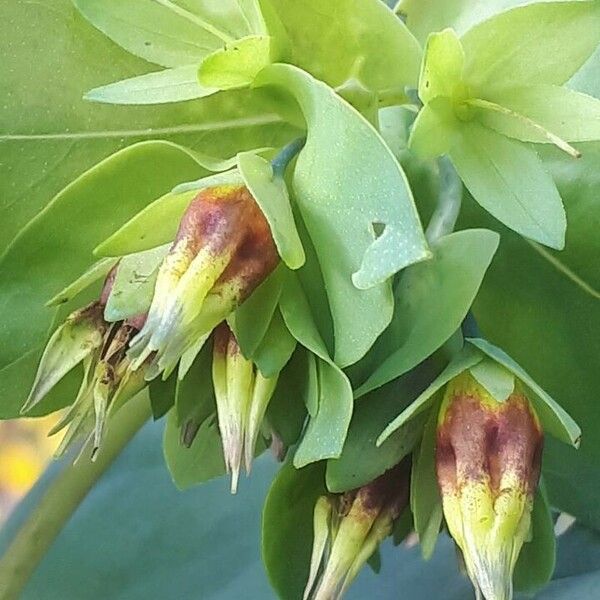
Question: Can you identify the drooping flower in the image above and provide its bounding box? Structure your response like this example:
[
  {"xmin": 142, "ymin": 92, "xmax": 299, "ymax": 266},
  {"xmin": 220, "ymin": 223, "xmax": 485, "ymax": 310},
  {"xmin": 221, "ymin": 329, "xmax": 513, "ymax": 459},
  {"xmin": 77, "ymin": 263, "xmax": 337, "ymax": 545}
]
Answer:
[
  {"xmin": 24, "ymin": 267, "xmax": 149, "ymax": 459},
  {"xmin": 212, "ymin": 322, "xmax": 279, "ymax": 493},
  {"xmin": 304, "ymin": 460, "xmax": 411, "ymax": 600},
  {"xmin": 128, "ymin": 184, "xmax": 279, "ymax": 380},
  {"xmin": 436, "ymin": 371, "xmax": 543, "ymax": 600}
]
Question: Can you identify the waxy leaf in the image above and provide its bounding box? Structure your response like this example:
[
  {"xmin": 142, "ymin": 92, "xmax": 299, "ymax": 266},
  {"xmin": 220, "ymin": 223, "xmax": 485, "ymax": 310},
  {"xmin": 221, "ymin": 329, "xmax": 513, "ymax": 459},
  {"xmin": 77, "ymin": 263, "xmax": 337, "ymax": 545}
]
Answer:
[
  {"xmin": 481, "ymin": 85, "xmax": 600, "ymax": 143},
  {"xmin": 262, "ymin": 461, "xmax": 327, "ymax": 600},
  {"xmin": 73, "ymin": 0, "xmax": 247, "ymax": 68},
  {"xmin": 257, "ymin": 64, "xmax": 429, "ymax": 366},
  {"xmin": 271, "ymin": 0, "xmax": 422, "ymax": 91},
  {"xmin": 377, "ymin": 344, "xmax": 483, "ymax": 445},
  {"xmin": 411, "ymin": 405, "xmax": 443, "ymax": 559},
  {"xmin": 326, "ymin": 366, "xmax": 433, "ymax": 493},
  {"xmin": 252, "ymin": 309, "xmax": 297, "ymax": 379},
  {"xmin": 418, "ymin": 29, "xmax": 464, "ymax": 104},
  {"xmin": 279, "ymin": 272, "xmax": 353, "ymax": 466},
  {"xmin": 238, "ymin": 152, "xmax": 305, "ymax": 269},
  {"xmin": 469, "ymin": 357, "xmax": 515, "ymax": 403},
  {"xmin": 461, "ymin": 1, "xmax": 600, "ymax": 93},
  {"xmin": 449, "ymin": 122, "xmax": 566, "ymax": 249},
  {"xmin": 468, "ymin": 337, "xmax": 582, "ymax": 447},
  {"xmin": 85, "ymin": 65, "xmax": 216, "ymax": 105},
  {"xmin": 46, "ymin": 257, "xmax": 119, "ymax": 307},
  {"xmin": 408, "ymin": 98, "xmax": 459, "ymax": 160},
  {"xmin": 357, "ymin": 229, "xmax": 499, "ymax": 397},
  {"xmin": 199, "ymin": 35, "xmax": 274, "ymax": 90},
  {"xmin": 104, "ymin": 245, "xmax": 169, "ymax": 322}
]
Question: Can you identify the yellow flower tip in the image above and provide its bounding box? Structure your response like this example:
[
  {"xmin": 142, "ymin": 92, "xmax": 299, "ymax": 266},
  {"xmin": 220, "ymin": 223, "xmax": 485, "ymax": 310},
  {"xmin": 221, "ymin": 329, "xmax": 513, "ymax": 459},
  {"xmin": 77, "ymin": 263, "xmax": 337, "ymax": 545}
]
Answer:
[
  {"xmin": 128, "ymin": 185, "xmax": 279, "ymax": 378},
  {"xmin": 306, "ymin": 460, "xmax": 411, "ymax": 600},
  {"xmin": 436, "ymin": 373, "xmax": 543, "ymax": 599}
]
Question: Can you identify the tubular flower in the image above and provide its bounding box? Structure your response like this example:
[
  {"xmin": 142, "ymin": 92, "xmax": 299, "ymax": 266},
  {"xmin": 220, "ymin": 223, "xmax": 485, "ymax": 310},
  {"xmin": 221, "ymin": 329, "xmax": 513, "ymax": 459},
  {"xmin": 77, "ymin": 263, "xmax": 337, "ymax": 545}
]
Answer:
[
  {"xmin": 128, "ymin": 185, "xmax": 279, "ymax": 380},
  {"xmin": 212, "ymin": 323, "xmax": 279, "ymax": 494},
  {"xmin": 436, "ymin": 372, "xmax": 543, "ymax": 600},
  {"xmin": 304, "ymin": 460, "xmax": 411, "ymax": 600},
  {"xmin": 24, "ymin": 267, "xmax": 149, "ymax": 460}
]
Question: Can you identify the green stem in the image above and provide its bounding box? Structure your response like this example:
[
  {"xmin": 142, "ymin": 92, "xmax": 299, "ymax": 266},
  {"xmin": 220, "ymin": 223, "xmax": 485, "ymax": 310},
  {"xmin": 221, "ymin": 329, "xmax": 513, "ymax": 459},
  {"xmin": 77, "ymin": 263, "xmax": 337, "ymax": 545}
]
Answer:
[
  {"xmin": 425, "ymin": 156, "xmax": 463, "ymax": 244},
  {"xmin": 0, "ymin": 393, "xmax": 152, "ymax": 600}
]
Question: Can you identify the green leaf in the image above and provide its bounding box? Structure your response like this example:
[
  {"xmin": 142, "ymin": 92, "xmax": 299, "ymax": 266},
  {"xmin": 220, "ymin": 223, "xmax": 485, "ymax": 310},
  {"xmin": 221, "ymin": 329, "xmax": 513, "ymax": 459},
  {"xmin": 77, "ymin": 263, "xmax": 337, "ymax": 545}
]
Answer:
[
  {"xmin": 480, "ymin": 84, "xmax": 600, "ymax": 143},
  {"xmin": 514, "ymin": 482, "xmax": 556, "ymax": 593},
  {"xmin": 238, "ymin": 152, "xmax": 306, "ymax": 269},
  {"xmin": 258, "ymin": 64, "xmax": 430, "ymax": 366},
  {"xmin": 449, "ymin": 121, "xmax": 566, "ymax": 249},
  {"xmin": 357, "ymin": 229, "xmax": 499, "ymax": 397},
  {"xmin": 467, "ymin": 338, "xmax": 581, "ymax": 448},
  {"xmin": 73, "ymin": 0, "xmax": 248, "ymax": 67},
  {"xmin": 411, "ymin": 405, "xmax": 443, "ymax": 560},
  {"xmin": 104, "ymin": 245, "xmax": 169, "ymax": 322},
  {"xmin": 262, "ymin": 461, "xmax": 326, "ymax": 600},
  {"xmin": 252, "ymin": 309, "xmax": 297, "ymax": 379},
  {"xmin": 377, "ymin": 344, "xmax": 483, "ymax": 445},
  {"xmin": 293, "ymin": 358, "xmax": 354, "ymax": 468},
  {"xmin": 85, "ymin": 65, "xmax": 217, "ymax": 105},
  {"xmin": 469, "ymin": 357, "xmax": 515, "ymax": 402},
  {"xmin": 326, "ymin": 366, "xmax": 431, "ymax": 493},
  {"xmin": 148, "ymin": 374, "xmax": 176, "ymax": 420},
  {"xmin": 461, "ymin": 1, "xmax": 600, "ymax": 93},
  {"xmin": 408, "ymin": 98, "xmax": 460, "ymax": 160},
  {"xmin": 199, "ymin": 35, "xmax": 274, "ymax": 90},
  {"xmin": 163, "ymin": 411, "xmax": 226, "ymax": 489},
  {"xmin": 419, "ymin": 29, "xmax": 465, "ymax": 104},
  {"xmin": 46, "ymin": 257, "xmax": 118, "ymax": 307},
  {"xmin": 270, "ymin": 0, "xmax": 422, "ymax": 91},
  {"xmin": 230, "ymin": 267, "xmax": 283, "ymax": 359}
]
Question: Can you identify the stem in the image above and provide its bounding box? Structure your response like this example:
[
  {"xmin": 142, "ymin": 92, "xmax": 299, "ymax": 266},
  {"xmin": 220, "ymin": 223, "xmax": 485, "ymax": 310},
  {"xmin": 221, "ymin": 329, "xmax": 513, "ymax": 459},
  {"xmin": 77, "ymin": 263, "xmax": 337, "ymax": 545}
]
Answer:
[
  {"xmin": 425, "ymin": 156, "xmax": 463, "ymax": 244},
  {"xmin": 271, "ymin": 137, "xmax": 306, "ymax": 178},
  {"xmin": 0, "ymin": 393, "xmax": 152, "ymax": 600}
]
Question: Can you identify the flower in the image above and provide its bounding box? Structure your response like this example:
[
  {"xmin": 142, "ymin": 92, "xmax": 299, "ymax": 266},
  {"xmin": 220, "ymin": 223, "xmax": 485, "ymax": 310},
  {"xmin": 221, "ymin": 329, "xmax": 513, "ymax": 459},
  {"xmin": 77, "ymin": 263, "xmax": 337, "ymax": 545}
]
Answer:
[
  {"xmin": 128, "ymin": 184, "xmax": 279, "ymax": 380},
  {"xmin": 436, "ymin": 371, "xmax": 543, "ymax": 600},
  {"xmin": 212, "ymin": 323, "xmax": 279, "ymax": 493},
  {"xmin": 304, "ymin": 460, "xmax": 411, "ymax": 600},
  {"xmin": 24, "ymin": 266, "xmax": 149, "ymax": 460}
]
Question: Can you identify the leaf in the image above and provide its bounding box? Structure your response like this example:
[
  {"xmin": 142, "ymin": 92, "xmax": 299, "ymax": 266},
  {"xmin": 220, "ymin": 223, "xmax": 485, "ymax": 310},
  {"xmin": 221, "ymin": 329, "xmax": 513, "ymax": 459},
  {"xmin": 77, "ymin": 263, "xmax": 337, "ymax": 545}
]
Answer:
[
  {"xmin": 73, "ymin": 0, "xmax": 248, "ymax": 68},
  {"xmin": 513, "ymin": 482, "xmax": 556, "ymax": 593},
  {"xmin": 270, "ymin": 0, "xmax": 422, "ymax": 91},
  {"xmin": 0, "ymin": 0, "xmax": 297, "ymax": 255},
  {"xmin": 257, "ymin": 64, "xmax": 430, "ymax": 367},
  {"xmin": 449, "ymin": 121, "xmax": 566, "ymax": 249},
  {"xmin": 356, "ymin": 229, "xmax": 499, "ymax": 397},
  {"xmin": 469, "ymin": 357, "xmax": 515, "ymax": 402},
  {"xmin": 104, "ymin": 245, "xmax": 169, "ymax": 322},
  {"xmin": 230, "ymin": 267, "xmax": 283, "ymax": 359},
  {"xmin": 468, "ymin": 338, "xmax": 581, "ymax": 448},
  {"xmin": 237, "ymin": 152, "xmax": 306, "ymax": 269},
  {"xmin": 480, "ymin": 84, "xmax": 600, "ymax": 143},
  {"xmin": 85, "ymin": 65, "xmax": 217, "ymax": 105},
  {"xmin": 46, "ymin": 257, "xmax": 118, "ymax": 307},
  {"xmin": 163, "ymin": 411, "xmax": 226, "ymax": 489},
  {"xmin": 377, "ymin": 344, "xmax": 483, "ymax": 445},
  {"xmin": 199, "ymin": 35, "xmax": 274, "ymax": 90},
  {"xmin": 411, "ymin": 405, "xmax": 443, "ymax": 560},
  {"xmin": 408, "ymin": 98, "xmax": 460, "ymax": 160},
  {"xmin": 252, "ymin": 309, "xmax": 297, "ymax": 379},
  {"xmin": 293, "ymin": 358, "xmax": 354, "ymax": 468},
  {"xmin": 262, "ymin": 461, "xmax": 326, "ymax": 600},
  {"xmin": 460, "ymin": 1, "xmax": 600, "ymax": 93},
  {"xmin": 326, "ymin": 365, "xmax": 433, "ymax": 493},
  {"xmin": 418, "ymin": 29, "xmax": 465, "ymax": 104}
]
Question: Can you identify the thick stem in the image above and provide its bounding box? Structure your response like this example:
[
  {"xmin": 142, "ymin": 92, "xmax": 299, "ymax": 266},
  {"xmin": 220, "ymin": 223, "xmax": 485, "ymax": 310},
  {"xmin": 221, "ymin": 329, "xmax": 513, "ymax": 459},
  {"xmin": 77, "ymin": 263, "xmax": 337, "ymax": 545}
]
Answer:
[
  {"xmin": 425, "ymin": 156, "xmax": 463, "ymax": 244},
  {"xmin": 0, "ymin": 393, "xmax": 151, "ymax": 600}
]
